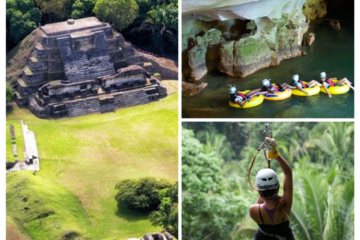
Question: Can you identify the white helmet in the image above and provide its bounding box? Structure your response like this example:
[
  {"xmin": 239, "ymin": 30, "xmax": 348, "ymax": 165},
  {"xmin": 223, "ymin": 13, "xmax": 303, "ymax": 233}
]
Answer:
[
  {"xmin": 262, "ymin": 79, "xmax": 271, "ymax": 87},
  {"xmin": 229, "ymin": 85, "xmax": 237, "ymax": 94},
  {"xmin": 293, "ymin": 74, "xmax": 299, "ymax": 82},
  {"xmin": 320, "ymin": 72, "xmax": 326, "ymax": 79},
  {"xmin": 255, "ymin": 169, "xmax": 279, "ymax": 191}
]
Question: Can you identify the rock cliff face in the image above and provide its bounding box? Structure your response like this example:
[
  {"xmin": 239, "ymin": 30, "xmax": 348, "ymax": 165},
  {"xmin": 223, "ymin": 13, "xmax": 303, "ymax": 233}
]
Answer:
[
  {"xmin": 183, "ymin": 0, "xmax": 309, "ymax": 81},
  {"xmin": 302, "ymin": 0, "xmax": 327, "ymax": 20}
]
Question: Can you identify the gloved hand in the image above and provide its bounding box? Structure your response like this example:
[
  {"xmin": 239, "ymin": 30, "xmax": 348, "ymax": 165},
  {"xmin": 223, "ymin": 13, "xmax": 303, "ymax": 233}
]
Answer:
[{"xmin": 264, "ymin": 137, "xmax": 279, "ymax": 159}]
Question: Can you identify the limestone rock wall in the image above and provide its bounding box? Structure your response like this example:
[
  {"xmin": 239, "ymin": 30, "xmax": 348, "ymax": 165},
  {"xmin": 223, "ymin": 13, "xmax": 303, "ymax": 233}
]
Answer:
[
  {"xmin": 302, "ymin": 0, "xmax": 327, "ymax": 20},
  {"xmin": 188, "ymin": 29, "xmax": 225, "ymax": 81},
  {"xmin": 183, "ymin": 0, "xmax": 309, "ymax": 80}
]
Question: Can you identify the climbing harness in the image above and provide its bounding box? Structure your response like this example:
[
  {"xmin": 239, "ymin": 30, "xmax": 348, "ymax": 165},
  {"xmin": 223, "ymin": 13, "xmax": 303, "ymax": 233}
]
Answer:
[{"xmin": 248, "ymin": 123, "xmax": 274, "ymax": 191}]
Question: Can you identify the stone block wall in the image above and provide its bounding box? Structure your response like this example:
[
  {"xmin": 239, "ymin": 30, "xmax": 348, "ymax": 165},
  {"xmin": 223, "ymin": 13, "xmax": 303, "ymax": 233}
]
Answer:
[
  {"xmin": 28, "ymin": 85, "xmax": 160, "ymax": 118},
  {"xmin": 66, "ymin": 98, "xmax": 101, "ymax": 117},
  {"xmin": 113, "ymin": 89, "xmax": 150, "ymax": 109}
]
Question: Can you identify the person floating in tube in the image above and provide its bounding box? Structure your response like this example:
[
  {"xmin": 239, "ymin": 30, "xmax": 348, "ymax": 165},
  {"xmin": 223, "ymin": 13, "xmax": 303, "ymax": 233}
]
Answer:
[
  {"xmin": 291, "ymin": 74, "xmax": 322, "ymax": 97},
  {"xmin": 249, "ymin": 137, "xmax": 295, "ymax": 240},
  {"xmin": 261, "ymin": 79, "xmax": 293, "ymax": 94},
  {"xmin": 318, "ymin": 72, "xmax": 355, "ymax": 98},
  {"xmin": 227, "ymin": 84, "xmax": 267, "ymax": 108}
]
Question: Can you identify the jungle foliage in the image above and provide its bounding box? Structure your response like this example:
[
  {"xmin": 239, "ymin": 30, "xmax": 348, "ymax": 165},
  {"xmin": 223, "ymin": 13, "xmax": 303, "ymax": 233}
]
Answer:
[
  {"xmin": 6, "ymin": 0, "xmax": 42, "ymax": 51},
  {"xmin": 182, "ymin": 122, "xmax": 354, "ymax": 240},
  {"xmin": 150, "ymin": 183, "xmax": 178, "ymax": 237},
  {"xmin": 115, "ymin": 177, "xmax": 171, "ymax": 211},
  {"xmin": 115, "ymin": 178, "xmax": 178, "ymax": 238},
  {"xmin": 6, "ymin": 0, "xmax": 178, "ymax": 58},
  {"xmin": 93, "ymin": 0, "xmax": 139, "ymax": 31},
  {"xmin": 6, "ymin": 83, "xmax": 15, "ymax": 103}
]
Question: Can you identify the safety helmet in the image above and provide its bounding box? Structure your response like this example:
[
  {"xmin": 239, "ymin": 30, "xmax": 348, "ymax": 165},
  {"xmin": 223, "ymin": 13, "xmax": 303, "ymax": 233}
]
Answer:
[
  {"xmin": 320, "ymin": 72, "xmax": 326, "ymax": 79},
  {"xmin": 229, "ymin": 85, "xmax": 237, "ymax": 94},
  {"xmin": 255, "ymin": 169, "xmax": 279, "ymax": 191},
  {"xmin": 262, "ymin": 79, "xmax": 271, "ymax": 87},
  {"xmin": 293, "ymin": 74, "xmax": 299, "ymax": 82}
]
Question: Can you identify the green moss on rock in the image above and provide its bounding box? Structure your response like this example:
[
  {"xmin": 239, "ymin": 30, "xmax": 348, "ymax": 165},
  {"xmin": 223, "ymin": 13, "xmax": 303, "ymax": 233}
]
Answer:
[{"xmin": 246, "ymin": 20, "xmax": 257, "ymax": 30}]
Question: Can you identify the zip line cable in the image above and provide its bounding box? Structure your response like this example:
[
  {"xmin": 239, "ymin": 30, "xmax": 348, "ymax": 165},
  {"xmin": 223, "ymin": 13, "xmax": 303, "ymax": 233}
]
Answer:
[{"xmin": 239, "ymin": 122, "xmax": 297, "ymax": 192}]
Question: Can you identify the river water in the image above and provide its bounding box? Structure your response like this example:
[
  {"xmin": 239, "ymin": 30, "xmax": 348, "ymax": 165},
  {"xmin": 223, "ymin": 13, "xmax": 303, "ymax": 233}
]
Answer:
[{"xmin": 182, "ymin": 16, "xmax": 354, "ymax": 118}]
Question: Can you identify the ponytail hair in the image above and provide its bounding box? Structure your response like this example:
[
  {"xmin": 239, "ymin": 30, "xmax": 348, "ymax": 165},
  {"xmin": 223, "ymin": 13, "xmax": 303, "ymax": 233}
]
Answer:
[{"xmin": 259, "ymin": 188, "xmax": 289, "ymax": 220}]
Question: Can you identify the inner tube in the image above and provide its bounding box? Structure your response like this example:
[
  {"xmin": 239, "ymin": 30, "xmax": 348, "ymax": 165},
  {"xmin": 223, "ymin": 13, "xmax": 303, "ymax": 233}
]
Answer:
[
  {"xmin": 263, "ymin": 87, "xmax": 292, "ymax": 101},
  {"xmin": 292, "ymin": 82, "xmax": 320, "ymax": 96},
  {"xmin": 229, "ymin": 90, "xmax": 264, "ymax": 108},
  {"xmin": 320, "ymin": 79, "xmax": 350, "ymax": 94}
]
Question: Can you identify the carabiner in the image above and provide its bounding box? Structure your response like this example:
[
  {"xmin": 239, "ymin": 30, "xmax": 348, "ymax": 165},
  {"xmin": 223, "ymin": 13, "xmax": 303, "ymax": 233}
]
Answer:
[
  {"xmin": 263, "ymin": 129, "xmax": 273, "ymax": 139},
  {"xmin": 263, "ymin": 148, "xmax": 271, "ymax": 168}
]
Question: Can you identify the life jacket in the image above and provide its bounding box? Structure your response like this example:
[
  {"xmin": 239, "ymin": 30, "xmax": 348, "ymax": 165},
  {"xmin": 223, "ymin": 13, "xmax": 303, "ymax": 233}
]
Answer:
[
  {"xmin": 326, "ymin": 79, "xmax": 335, "ymax": 87},
  {"xmin": 298, "ymin": 80, "xmax": 307, "ymax": 88},
  {"xmin": 229, "ymin": 92, "xmax": 246, "ymax": 102},
  {"xmin": 262, "ymin": 85, "xmax": 278, "ymax": 92},
  {"xmin": 292, "ymin": 80, "xmax": 306, "ymax": 89},
  {"xmin": 269, "ymin": 85, "xmax": 278, "ymax": 92}
]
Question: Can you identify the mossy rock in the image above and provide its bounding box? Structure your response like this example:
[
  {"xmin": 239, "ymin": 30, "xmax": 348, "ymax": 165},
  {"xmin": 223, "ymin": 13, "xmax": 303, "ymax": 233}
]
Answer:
[{"xmin": 246, "ymin": 20, "xmax": 257, "ymax": 30}]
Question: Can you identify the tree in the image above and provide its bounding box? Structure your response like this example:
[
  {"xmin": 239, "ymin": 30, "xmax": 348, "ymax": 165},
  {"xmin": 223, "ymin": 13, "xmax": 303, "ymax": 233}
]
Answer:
[
  {"xmin": 6, "ymin": 0, "xmax": 42, "ymax": 48},
  {"xmin": 6, "ymin": 83, "xmax": 15, "ymax": 103},
  {"xmin": 114, "ymin": 177, "xmax": 171, "ymax": 211},
  {"xmin": 290, "ymin": 165, "xmax": 354, "ymax": 240},
  {"xmin": 71, "ymin": 0, "xmax": 96, "ymax": 19},
  {"xmin": 138, "ymin": 1, "xmax": 178, "ymax": 53},
  {"xmin": 94, "ymin": 0, "xmax": 139, "ymax": 31},
  {"xmin": 196, "ymin": 130, "xmax": 235, "ymax": 163},
  {"xmin": 35, "ymin": 0, "xmax": 73, "ymax": 22},
  {"xmin": 182, "ymin": 128, "xmax": 249, "ymax": 240},
  {"xmin": 149, "ymin": 183, "xmax": 178, "ymax": 238}
]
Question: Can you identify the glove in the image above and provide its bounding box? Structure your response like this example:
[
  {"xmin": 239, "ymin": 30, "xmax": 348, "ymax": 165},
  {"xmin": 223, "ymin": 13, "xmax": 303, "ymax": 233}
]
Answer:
[{"xmin": 264, "ymin": 137, "xmax": 279, "ymax": 159}]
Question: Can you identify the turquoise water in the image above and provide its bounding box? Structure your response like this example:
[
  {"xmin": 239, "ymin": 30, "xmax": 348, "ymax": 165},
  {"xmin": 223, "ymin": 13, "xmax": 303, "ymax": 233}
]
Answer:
[{"xmin": 182, "ymin": 18, "xmax": 354, "ymax": 118}]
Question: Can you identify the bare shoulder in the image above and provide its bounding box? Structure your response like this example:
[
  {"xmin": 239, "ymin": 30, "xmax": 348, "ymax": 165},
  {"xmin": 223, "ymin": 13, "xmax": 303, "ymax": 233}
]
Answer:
[{"xmin": 249, "ymin": 204, "xmax": 259, "ymax": 218}]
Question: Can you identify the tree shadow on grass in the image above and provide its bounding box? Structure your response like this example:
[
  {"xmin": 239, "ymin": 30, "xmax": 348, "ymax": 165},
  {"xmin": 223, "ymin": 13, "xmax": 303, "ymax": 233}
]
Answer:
[
  {"xmin": 6, "ymin": 104, "xmax": 14, "ymax": 115},
  {"xmin": 115, "ymin": 206, "xmax": 153, "ymax": 222}
]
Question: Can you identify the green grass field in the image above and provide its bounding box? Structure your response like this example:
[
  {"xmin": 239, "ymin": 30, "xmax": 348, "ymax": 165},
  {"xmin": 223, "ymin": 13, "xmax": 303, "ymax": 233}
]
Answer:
[{"xmin": 6, "ymin": 91, "xmax": 178, "ymax": 240}]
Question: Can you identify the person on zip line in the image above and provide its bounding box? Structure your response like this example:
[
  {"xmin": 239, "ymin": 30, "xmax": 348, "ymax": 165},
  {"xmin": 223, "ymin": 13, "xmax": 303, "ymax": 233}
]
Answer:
[
  {"xmin": 291, "ymin": 73, "xmax": 322, "ymax": 96},
  {"xmin": 317, "ymin": 71, "xmax": 354, "ymax": 98},
  {"xmin": 249, "ymin": 138, "xmax": 295, "ymax": 240},
  {"xmin": 227, "ymin": 84, "xmax": 267, "ymax": 108}
]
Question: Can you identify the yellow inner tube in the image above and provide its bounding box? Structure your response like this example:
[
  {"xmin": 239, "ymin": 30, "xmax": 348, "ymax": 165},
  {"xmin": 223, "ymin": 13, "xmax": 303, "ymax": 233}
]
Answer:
[
  {"xmin": 229, "ymin": 90, "xmax": 264, "ymax": 108},
  {"xmin": 320, "ymin": 79, "xmax": 350, "ymax": 95},
  {"xmin": 292, "ymin": 81, "xmax": 320, "ymax": 96},
  {"xmin": 263, "ymin": 86, "xmax": 292, "ymax": 101}
]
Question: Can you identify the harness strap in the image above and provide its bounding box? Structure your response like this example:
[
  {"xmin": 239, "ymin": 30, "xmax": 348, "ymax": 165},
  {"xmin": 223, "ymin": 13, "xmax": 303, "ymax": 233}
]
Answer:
[
  {"xmin": 258, "ymin": 228, "xmax": 287, "ymax": 240},
  {"xmin": 248, "ymin": 150, "xmax": 260, "ymax": 191},
  {"xmin": 259, "ymin": 204, "xmax": 265, "ymax": 224}
]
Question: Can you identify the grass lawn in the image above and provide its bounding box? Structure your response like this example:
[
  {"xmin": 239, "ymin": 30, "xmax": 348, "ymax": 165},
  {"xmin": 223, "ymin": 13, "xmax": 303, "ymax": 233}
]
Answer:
[{"xmin": 6, "ymin": 92, "xmax": 178, "ymax": 240}]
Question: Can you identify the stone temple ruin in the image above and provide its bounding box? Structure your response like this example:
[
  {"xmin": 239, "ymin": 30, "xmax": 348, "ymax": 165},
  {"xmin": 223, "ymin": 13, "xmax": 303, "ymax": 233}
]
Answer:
[{"xmin": 14, "ymin": 17, "xmax": 170, "ymax": 118}]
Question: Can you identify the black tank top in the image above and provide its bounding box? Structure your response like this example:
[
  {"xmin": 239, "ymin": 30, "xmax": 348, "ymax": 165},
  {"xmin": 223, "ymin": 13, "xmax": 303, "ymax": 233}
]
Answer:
[{"xmin": 257, "ymin": 204, "xmax": 291, "ymax": 235}]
